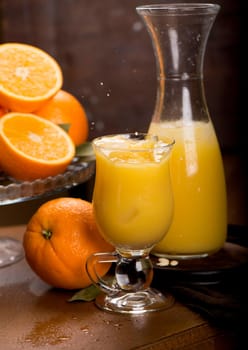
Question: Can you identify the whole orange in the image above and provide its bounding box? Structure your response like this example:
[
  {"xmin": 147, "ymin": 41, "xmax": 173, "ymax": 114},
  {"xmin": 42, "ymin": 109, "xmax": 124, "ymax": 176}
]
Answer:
[
  {"xmin": 35, "ymin": 89, "xmax": 89, "ymax": 146},
  {"xmin": 23, "ymin": 198, "xmax": 113, "ymax": 290},
  {"xmin": 0, "ymin": 105, "xmax": 8, "ymax": 117}
]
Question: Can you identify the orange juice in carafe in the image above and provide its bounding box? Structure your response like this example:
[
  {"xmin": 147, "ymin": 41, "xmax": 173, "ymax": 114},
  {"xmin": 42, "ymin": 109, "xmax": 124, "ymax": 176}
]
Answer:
[
  {"xmin": 136, "ymin": 3, "xmax": 226, "ymax": 258},
  {"xmin": 150, "ymin": 120, "xmax": 227, "ymax": 258}
]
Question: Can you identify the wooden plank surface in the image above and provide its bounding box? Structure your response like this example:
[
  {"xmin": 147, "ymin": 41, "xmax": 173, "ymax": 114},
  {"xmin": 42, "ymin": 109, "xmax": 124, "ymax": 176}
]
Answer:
[{"xmin": 0, "ymin": 225, "xmax": 234, "ymax": 350}]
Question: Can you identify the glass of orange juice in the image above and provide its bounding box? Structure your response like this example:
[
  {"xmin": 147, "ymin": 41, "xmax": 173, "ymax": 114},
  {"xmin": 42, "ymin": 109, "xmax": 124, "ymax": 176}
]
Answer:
[{"xmin": 86, "ymin": 133, "xmax": 175, "ymax": 314}]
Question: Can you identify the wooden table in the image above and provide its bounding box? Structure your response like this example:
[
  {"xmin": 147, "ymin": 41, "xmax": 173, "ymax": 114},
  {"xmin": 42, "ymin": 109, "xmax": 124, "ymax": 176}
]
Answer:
[{"xmin": 0, "ymin": 225, "xmax": 239, "ymax": 350}]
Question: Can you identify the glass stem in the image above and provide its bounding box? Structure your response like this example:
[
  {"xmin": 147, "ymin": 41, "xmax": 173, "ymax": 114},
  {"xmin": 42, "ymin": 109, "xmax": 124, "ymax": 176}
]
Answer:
[{"xmin": 115, "ymin": 255, "xmax": 153, "ymax": 292}]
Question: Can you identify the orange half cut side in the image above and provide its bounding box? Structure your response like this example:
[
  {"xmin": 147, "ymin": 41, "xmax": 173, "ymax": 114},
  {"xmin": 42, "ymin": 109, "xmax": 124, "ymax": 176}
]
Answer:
[
  {"xmin": 0, "ymin": 112, "xmax": 75, "ymax": 181},
  {"xmin": 0, "ymin": 43, "xmax": 63, "ymax": 112}
]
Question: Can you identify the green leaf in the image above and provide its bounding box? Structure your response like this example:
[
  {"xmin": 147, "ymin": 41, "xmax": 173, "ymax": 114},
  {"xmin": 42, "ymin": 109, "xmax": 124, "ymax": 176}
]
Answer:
[
  {"xmin": 68, "ymin": 284, "xmax": 100, "ymax": 302},
  {"xmin": 59, "ymin": 123, "xmax": 71, "ymax": 133},
  {"xmin": 76, "ymin": 142, "xmax": 95, "ymax": 159}
]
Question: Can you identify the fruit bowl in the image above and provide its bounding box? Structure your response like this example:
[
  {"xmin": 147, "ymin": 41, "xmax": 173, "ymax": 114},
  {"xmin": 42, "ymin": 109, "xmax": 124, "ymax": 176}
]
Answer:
[{"xmin": 0, "ymin": 157, "xmax": 95, "ymax": 205}]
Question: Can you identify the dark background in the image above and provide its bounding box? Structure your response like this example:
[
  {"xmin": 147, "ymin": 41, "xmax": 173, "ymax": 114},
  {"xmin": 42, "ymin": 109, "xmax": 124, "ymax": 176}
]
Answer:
[
  {"xmin": 0, "ymin": 0, "xmax": 247, "ymax": 225},
  {"xmin": 0, "ymin": 0, "xmax": 243, "ymax": 149}
]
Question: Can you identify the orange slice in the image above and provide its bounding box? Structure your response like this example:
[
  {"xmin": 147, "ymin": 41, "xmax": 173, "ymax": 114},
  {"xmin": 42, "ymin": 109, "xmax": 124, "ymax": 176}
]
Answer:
[
  {"xmin": 0, "ymin": 112, "xmax": 75, "ymax": 181},
  {"xmin": 0, "ymin": 43, "xmax": 63, "ymax": 112}
]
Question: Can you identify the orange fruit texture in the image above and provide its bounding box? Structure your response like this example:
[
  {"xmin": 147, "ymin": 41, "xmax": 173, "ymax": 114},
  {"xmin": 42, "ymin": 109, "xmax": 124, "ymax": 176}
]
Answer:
[
  {"xmin": 35, "ymin": 89, "xmax": 89, "ymax": 146},
  {"xmin": 0, "ymin": 112, "xmax": 75, "ymax": 181},
  {"xmin": 0, "ymin": 42, "xmax": 63, "ymax": 112},
  {"xmin": 0, "ymin": 105, "xmax": 8, "ymax": 117},
  {"xmin": 23, "ymin": 198, "xmax": 114, "ymax": 290}
]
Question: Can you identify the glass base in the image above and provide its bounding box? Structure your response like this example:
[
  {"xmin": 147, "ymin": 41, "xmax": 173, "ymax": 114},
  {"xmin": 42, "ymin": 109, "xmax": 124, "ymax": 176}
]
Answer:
[
  {"xmin": 152, "ymin": 251, "xmax": 210, "ymax": 260},
  {"xmin": 95, "ymin": 288, "xmax": 174, "ymax": 314},
  {"xmin": 0, "ymin": 237, "xmax": 24, "ymax": 267}
]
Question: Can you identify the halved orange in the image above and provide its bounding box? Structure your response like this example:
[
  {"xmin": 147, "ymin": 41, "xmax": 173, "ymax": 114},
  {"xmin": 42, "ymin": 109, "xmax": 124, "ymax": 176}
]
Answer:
[
  {"xmin": 0, "ymin": 112, "xmax": 75, "ymax": 181},
  {"xmin": 0, "ymin": 43, "xmax": 63, "ymax": 112}
]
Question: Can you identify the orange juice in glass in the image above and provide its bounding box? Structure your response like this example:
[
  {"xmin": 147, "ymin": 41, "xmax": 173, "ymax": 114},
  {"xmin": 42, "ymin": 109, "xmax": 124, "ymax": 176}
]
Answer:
[
  {"xmin": 150, "ymin": 120, "xmax": 227, "ymax": 259},
  {"xmin": 87, "ymin": 133, "xmax": 175, "ymax": 314},
  {"xmin": 93, "ymin": 134, "xmax": 174, "ymax": 251}
]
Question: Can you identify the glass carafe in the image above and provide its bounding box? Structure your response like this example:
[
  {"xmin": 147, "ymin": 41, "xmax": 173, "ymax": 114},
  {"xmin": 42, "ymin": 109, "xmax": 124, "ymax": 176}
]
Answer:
[{"xmin": 136, "ymin": 3, "xmax": 227, "ymax": 259}]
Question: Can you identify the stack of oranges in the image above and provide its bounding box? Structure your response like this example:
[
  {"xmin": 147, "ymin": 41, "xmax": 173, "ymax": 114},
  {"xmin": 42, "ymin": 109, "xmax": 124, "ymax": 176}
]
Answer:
[
  {"xmin": 0, "ymin": 44, "xmax": 111, "ymax": 291},
  {"xmin": 0, "ymin": 42, "xmax": 89, "ymax": 181}
]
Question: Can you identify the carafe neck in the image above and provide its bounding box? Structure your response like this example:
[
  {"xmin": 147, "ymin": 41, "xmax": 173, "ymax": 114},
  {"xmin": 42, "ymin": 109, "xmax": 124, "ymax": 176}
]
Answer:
[{"xmin": 136, "ymin": 4, "xmax": 220, "ymax": 123}]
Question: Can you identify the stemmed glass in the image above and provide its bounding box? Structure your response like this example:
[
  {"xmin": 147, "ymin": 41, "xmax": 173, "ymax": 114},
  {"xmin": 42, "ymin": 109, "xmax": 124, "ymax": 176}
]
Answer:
[{"xmin": 86, "ymin": 132, "xmax": 175, "ymax": 314}]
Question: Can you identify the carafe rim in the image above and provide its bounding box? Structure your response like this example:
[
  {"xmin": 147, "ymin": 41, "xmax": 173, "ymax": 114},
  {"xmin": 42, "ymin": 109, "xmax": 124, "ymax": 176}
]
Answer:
[{"xmin": 136, "ymin": 3, "xmax": 220, "ymax": 15}]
